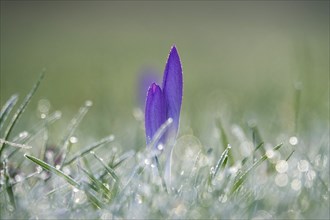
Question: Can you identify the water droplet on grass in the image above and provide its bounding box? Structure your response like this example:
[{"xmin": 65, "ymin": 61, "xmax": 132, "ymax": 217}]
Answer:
[
  {"xmin": 144, "ymin": 158, "xmax": 151, "ymax": 165},
  {"xmin": 74, "ymin": 190, "xmax": 86, "ymax": 204},
  {"xmin": 306, "ymin": 170, "xmax": 316, "ymax": 181},
  {"xmin": 69, "ymin": 136, "xmax": 78, "ymax": 144},
  {"xmin": 276, "ymin": 160, "xmax": 288, "ymax": 173},
  {"xmin": 266, "ymin": 149, "xmax": 274, "ymax": 158},
  {"xmin": 36, "ymin": 166, "xmax": 42, "ymax": 173},
  {"xmin": 14, "ymin": 174, "xmax": 23, "ymax": 182},
  {"xmin": 297, "ymin": 160, "xmax": 309, "ymax": 172},
  {"xmin": 135, "ymin": 194, "xmax": 143, "ymax": 204},
  {"xmin": 291, "ymin": 179, "xmax": 301, "ymax": 191},
  {"xmin": 289, "ymin": 136, "xmax": 298, "ymax": 145},
  {"xmin": 19, "ymin": 131, "xmax": 29, "ymax": 138},
  {"xmin": 85, "ymin": 100, "xmax": 93, "ymax": 107}
]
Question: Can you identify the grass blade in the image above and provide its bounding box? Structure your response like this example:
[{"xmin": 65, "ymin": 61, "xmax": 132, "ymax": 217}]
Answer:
[
  {"xmin": 3, "ymin": 160, "xmax": 16, "ymax": 210},
  {"xmin": 212, "ymin": 145, "xmax": 231, "ymax": 179},
  {"xmin": 112, "ymin": 150, "xmax": 135, "ymax": 169},
  {"xmin": 81, "ymin": 181, "xmax": 104, "ymax": 209},
  {"xmin": 92, "ymin": 152, "xmax": 120, "ymax": 184},
  {"xmin": 0, "ymin": 139, "xmax": 32, "ymax": 150},
  {"xmin": 249, "ymin": 123, "xmax": 265, "ymax": 155},
  {"xmin": 25, "ymin": 154, "xmax": 80, "ymax": 188},
  {"xmin": 58, "ymin": 100, "xmax": 93, "ymax": 168},
  {"xmin": 63, "ymin": 135, "xmax": 115, "ymax": 166},
  {"xmin": 0, "ymin": 94, "xmax": 18, "ymax": 130},
  {"xmin": 78, "ymin": 165, "xmax": 112, "ymax": 201},
  {"xmin": 215, "ymin": 117, "xmax": 234, "ymax": 165},
  {"xmin": 230, "ymin": 143, "xmax": 283, "ymax": 194},
  {"xmin": 0, "ymin": 72, "xmax": 45, "ymax": 159}
]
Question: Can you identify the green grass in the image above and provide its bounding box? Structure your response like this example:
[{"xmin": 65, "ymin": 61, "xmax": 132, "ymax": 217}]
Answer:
[
  {"xmin": 0, "ymin": 2, "xmax": 329, "ymax": 219},
  {"xmin": 0, "ymin": 72, "xmax": 328, "ymax": 219}
]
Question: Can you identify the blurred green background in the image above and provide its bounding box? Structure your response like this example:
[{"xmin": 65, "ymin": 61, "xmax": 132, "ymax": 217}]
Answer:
[{"xmin": 1, "ymin": 1, "xmax": 329, "ymax": 147}]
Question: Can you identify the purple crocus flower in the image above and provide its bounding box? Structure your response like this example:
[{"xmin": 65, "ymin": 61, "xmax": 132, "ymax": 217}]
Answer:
[
  {"xmin": 145, "ymin": 45, "xmax": 183, "ymax": 150},
  {"xmin": 137, "ymin": 68, "xmax": 160, "ymax": 109}
]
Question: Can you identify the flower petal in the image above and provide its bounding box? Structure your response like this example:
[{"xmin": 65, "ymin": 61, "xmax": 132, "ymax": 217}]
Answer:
[
  {"xmin": 138, "ymin": 68, "xmax": 160, "ymax": 108},
  {"xmin": 162, "ymin": 45, "xmax": 183, "ymax": 137},
  {"xmin": 145, "ymin": 83, "xmax": 167, "ymax": 145}
]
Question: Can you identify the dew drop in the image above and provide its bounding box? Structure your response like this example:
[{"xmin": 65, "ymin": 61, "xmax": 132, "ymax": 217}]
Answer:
[
  {"xmin": 144, "ymin": 158, "xmax": 151, "ymax": 165},
  {"xmin": 19, "ymin": 131, "xmax": 29, "ymax": 138},
  {"xmin": 297, "ymin": 160, "xmax": 309, "ymax": 172},
  {"xmin": 74, "ymin": 189, "xmax": 86, "ymax": 204},
  {"xmin": 69, "ymin": 136, "xmax": 78, "ymax": 144},
  {"xmin": 157, "ymin": 144, "xmax": 164, "ymax": 151},
  {"xmin": 210, "ymin": 167, "xmax": 215, "ymax": 175},
  {"xmin": 14, "ymin": 174, "xmax": 23, "ymax": 182},
  {"xmin": 306, "ymin": 170, "xmax": 316, "ymax": 181},
  {"xmin": 135, "ymin": 194, "xmax": 143, "ymax": 204},
  {"xmin": 85, "ymin": 100, "xmax": 93, "ymax": 107},
  {"xmin": 36, "ymin": 166, "xmax": 43, "ymax": 173},
  {"xmin": 289, "ymin": 136, "xmax": 298, "ymax": 145},
  {"xmin": 291, "ymin": 179, "xmax": 301, "ymax": 191},
  {"xmin": 276, "ymin": 160, "xmax": 288, "ymax": 173},
  {"xmin": 266, "ymin": 149, "xmax": 274, "ymax": 159}
]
